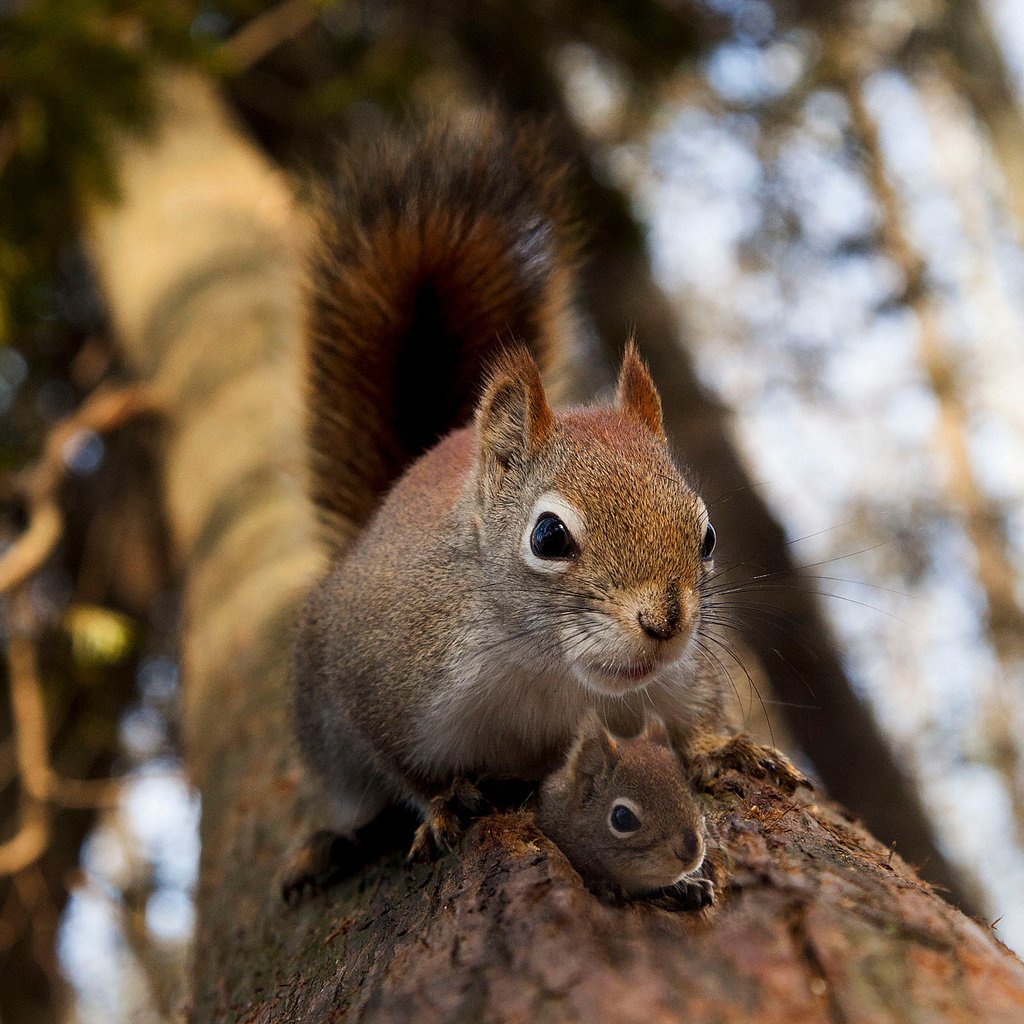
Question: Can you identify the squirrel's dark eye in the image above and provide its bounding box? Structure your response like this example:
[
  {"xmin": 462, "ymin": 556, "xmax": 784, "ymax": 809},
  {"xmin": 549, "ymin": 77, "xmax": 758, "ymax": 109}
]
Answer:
[
  {"xmin": 700, "ymin": 522, "xmax": 716, "ymax": 561},
  {"xmin": 609, "ymin": 802, "xmax": 641, "ymax": 835},
  {"xmin": 531, "ymin": 513, "xmax": 577, "ymax": 560}
]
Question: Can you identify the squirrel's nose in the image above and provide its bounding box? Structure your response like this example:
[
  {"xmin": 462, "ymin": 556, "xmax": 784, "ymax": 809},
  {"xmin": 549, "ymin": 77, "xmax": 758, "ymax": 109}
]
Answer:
[
  {"xmin": 677, "ymin": 829, "xmax": 703, "ymax": 866},
  {"xmin": 637, "ymin": 588, "xmax": 681, "ymax": 640},
  {"xmin": 638, "ymin": 612, "xmax": 675, "ymax": 640}
]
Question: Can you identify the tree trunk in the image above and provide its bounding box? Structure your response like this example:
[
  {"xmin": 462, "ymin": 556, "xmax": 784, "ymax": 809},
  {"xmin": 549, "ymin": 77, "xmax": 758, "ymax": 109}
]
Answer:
[
  {"xmin": 928, "ymin": 0, "xmax": 1024, "ymax": 244},
  {"xmin": 85, "ymin": 69, "xmax": 1024, "ymax": 1023}
]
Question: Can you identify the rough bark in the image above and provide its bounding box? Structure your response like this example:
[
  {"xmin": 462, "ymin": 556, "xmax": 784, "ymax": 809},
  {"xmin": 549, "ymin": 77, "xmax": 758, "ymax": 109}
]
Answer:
[{"xmin": 84, "ymin": 69, "xmax": 1024, "ymax": 1022}]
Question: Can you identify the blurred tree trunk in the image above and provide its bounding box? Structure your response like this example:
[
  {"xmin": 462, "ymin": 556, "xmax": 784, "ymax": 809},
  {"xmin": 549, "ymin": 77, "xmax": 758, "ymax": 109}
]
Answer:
[
  {"xmin": 930, "ymin": 0, "xmax": 1024, "ymax": 241},
  {"xmin": 429, "ymin": 0, "xmax": 969, "ymax": 905},
  {"xmin": 837, "ymin": 58, "xmax": 1024, "ymax": 848},
  {"xmin": 83, "ymin": 69, "xmax": 1024, "ymax": 1022}
]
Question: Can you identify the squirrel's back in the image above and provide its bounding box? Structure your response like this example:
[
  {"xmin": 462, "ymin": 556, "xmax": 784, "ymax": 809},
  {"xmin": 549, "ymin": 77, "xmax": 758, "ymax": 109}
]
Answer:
[{"xmin": 304, "ymin": 114, "xmax": 579, "ymax": 550}]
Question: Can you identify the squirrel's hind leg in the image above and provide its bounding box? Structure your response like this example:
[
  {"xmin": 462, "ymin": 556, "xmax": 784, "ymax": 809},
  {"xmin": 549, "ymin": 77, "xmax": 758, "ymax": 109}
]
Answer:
[
  {"xmin": 280, "ymin": 802, "xmax": 418, "ymax": 906},
  {"xmin": 280, "ymin": 829, "xmax": 357, "ymax": 906},
  {"xmin": 279, "ymin": 771, "xmax": 393, "ymax": 906}
]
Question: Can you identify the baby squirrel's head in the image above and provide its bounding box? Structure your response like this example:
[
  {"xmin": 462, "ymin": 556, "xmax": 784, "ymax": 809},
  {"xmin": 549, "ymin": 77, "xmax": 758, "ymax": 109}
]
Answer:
[
  {"xmin": 473, "ymin": 342, "xmax": 714, "ymax": 696},
  {"xmin": 537, "ymin": 713, "xmax": 706, "ymax": 897}
]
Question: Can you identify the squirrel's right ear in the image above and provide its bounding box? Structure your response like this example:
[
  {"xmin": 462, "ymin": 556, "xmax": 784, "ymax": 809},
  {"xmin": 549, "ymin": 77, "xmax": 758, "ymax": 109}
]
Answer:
[
  {"xmin": 477, "ymin": 349, "xmax": 553, "ymax": 499},
  {"xmin": 640, "ymin": 715, "xmax": 672, "ymax": 750}
]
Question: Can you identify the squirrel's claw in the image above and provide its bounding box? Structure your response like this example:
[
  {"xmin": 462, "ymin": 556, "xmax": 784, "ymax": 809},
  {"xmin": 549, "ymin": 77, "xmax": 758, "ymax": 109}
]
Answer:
[
  {"xmin": 689, "ymin": 733, "xmax": 811, "ymax": 794},
  {"xmin": 648, "ymin": 868, "xmax": 717, "ymax": 913},
  {"xmin": 405, "ymin": 776, "xmax": 487, "ymax": 863},
  {"xmin": 449, "ymin": 776, "xmax": 486, "ymax": 815},
  {"xmin": 674, "ymin": 874, "xmax": 716, "ymax": 910},
  {"xmin": 406, "ymin": 800, "xmax": 461, "ymax": 863}
]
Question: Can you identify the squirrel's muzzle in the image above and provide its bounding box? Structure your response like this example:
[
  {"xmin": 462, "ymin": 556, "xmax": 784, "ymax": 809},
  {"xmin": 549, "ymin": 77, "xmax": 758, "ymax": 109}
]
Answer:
[{"xmin": 636, "ymin": 583, "xmax": 685, "ymax": 641}]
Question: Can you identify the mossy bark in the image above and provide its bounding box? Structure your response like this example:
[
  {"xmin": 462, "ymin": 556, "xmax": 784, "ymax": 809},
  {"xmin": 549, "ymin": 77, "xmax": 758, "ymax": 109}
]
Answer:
[{"xmin": 85, "ymin": 69, "xmax": 1024, "ymax": 1023}]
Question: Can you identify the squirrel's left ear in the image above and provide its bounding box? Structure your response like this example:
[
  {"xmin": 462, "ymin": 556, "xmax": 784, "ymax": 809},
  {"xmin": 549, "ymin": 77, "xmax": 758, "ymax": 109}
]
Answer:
[{"xmin": 616, "ymin": 338, "xmax": 666, "ymax": 441}]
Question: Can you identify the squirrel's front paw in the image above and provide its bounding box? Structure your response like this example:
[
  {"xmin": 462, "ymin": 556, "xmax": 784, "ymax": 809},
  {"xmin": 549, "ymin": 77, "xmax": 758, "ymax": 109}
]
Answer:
[
  {"xmin": 280, "ymin": 830, "xmax": 356, "ymax": 907},
  {"xmin": 405, "ymin": 777, "xmax": 487, "ymax": 863},
  {"xmin": 647, "ymin": 859, "xmax": 717, "ymax": 913},
  {"xmin": 665, "ymin": 874, "xmax": 716, "ymax": 911},
  {"xmin": 406, "ymin": 801, "xmax": 461, "ymax": 863},
  {"xmin": 690, "ymin": 733, "xmax": 810, "ymax": 794},
  {"xmin": 448, "ymin": 775, "xmax": 487, "ymax": 816}
]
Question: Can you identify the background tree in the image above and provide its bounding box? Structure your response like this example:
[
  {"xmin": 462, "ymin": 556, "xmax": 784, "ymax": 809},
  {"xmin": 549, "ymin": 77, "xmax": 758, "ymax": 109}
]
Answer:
[{"xmin": 3, "ymin": 0, "xmax": 1024, "ymax": 1020}]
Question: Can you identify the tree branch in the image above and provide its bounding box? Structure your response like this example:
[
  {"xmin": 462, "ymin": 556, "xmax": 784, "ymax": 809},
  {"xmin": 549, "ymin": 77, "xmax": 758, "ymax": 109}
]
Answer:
[
  {"xmin": 0, "ymin": 384, "xmax": 156, "ymax": 596},
  {"xmin": 0, "ymin": 386, "xmax": 153, "ymax": 876}
]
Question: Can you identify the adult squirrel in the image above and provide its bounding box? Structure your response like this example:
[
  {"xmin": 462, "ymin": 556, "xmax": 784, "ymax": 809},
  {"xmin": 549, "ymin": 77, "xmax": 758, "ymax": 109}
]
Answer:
[{"xmin": 289, "ymin": 114, "xmax": 799, "ymax": 892}]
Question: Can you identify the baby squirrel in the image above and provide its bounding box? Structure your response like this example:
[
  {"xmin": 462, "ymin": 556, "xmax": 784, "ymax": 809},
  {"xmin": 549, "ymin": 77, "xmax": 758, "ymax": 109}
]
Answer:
[
  {"xmin": 537, "ymin": 713, "xmax": 713, "ymax": 907},
  {"xmin": 290, "ymin": 114, "xmax": 748, "ymax": 886}
]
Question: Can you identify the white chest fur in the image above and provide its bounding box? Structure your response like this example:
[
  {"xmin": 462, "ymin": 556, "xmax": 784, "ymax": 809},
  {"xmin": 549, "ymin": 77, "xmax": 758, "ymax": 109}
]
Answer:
[{"xmin": 415, "ymin": 631, "xmax": 590, "ymax": 779}]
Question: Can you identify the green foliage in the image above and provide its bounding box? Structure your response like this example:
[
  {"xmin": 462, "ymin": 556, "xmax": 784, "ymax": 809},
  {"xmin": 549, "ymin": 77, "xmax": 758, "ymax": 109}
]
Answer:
[
  {"xmin": 0, "ymin": 0, "xmax": 718, "ymax": 354},
  {"xmin": 0, "ymin": 0, "xmax": 204, "ymax": 346}
]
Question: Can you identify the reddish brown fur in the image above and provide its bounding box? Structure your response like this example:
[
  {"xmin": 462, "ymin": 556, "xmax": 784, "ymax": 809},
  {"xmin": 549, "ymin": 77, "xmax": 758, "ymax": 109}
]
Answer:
[
  {"xmin": 539, "ymin": 406, "xmax": 704, "ymax": 598},
  {"xmin": 616, "ymin": 339, "xmax": 666, "ymax": 441},
  {"xmin": 538, "ymin": 714, "xmax": 707, "ymax": 897},
  {"xmin": 476, "ymin": 348, "xmax": 554, "ymax": 503}
]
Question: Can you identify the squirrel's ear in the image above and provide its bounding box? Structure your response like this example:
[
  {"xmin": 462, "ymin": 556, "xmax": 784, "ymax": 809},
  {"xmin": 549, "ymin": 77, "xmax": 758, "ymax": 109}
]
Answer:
[
  {"xmin": 616, "ymin": 338, "xmax": 665, "ymax": 441},
  {"xmin": 640, "ymin": 715, "xmax": 672, "ymax": 750},
  {"xmin": 477, "ymin": 348, "xmax": 553, "ymax": 495},
  {"xmin": 571, "ymin": 714, "xmax": 618, "ymax": 802}
]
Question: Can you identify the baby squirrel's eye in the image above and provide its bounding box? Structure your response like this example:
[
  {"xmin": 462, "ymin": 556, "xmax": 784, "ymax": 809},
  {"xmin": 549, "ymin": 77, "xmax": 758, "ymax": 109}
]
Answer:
[
  {"xmin": 609, "ymin": 802, "xmax": 641, "ymax": 836},
  {"xmin": 700, "ymin": 522, "xmax": 716, "ymax": 561},
  {"xmin": 531, "ymin": 513, "xmax": 578, "ymax": 560}
]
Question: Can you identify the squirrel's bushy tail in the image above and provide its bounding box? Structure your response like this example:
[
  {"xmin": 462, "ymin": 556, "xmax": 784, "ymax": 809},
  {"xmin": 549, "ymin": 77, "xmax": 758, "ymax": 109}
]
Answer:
[{"xmin": 304, "ymin": 113, "xmax": 579, "ymax": 551}]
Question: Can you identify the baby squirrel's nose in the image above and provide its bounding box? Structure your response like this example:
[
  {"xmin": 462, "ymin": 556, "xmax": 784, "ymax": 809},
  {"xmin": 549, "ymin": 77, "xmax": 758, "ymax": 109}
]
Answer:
[{"xmin": 677, "ymin": 828, "xmax": 703, "ymax": 866}]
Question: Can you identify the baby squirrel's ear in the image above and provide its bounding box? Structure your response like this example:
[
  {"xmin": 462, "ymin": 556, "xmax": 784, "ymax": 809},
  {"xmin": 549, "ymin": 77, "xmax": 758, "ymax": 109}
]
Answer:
[
  {"xmin": 616, "ymin": 338, "xmax": 666, "ymax": 441},
  {"xmin": 639, "ymin": 714, "xmax": 672, "ymax": 750},
  {"xmin": 571, "ymin": 713, "xmax": 618, "ymax": 803},
  {"xmin": 477, "ymin": 348, "xmax": 553, "ymax": 498}
]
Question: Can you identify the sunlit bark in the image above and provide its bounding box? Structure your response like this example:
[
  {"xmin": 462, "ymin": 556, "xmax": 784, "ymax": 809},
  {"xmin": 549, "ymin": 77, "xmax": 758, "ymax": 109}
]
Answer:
[{"xmin": 931, "ymin": 0, "xmax": 1024, "ymax": 243}]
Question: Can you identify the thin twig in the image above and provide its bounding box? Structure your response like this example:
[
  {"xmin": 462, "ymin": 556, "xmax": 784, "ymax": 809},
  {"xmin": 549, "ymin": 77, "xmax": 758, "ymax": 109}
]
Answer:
[
  {"xmin": 7, "ymin": 627, "xmax": 49, "ymax": 803},
  {"xmin": 221, "ymin": 0, "xmax": 321, "ymax": 72},
  {"xmin": 0, "ymin": 384, "xmax": 156, "ymax": 875},
  {"xmin": 0, "ymin": 596, "xmax": 52, "ymax": 875},
  {"xmin": 1, "ymin": 597, "xmax": 124, "ymax": 876},
  {"xmin": 0, "ymin": 504, "xmax": 63, "ymax": 601},
  {"xmin": 0, "ymin": 384, "xmax": 157, "ymax": 596}
]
